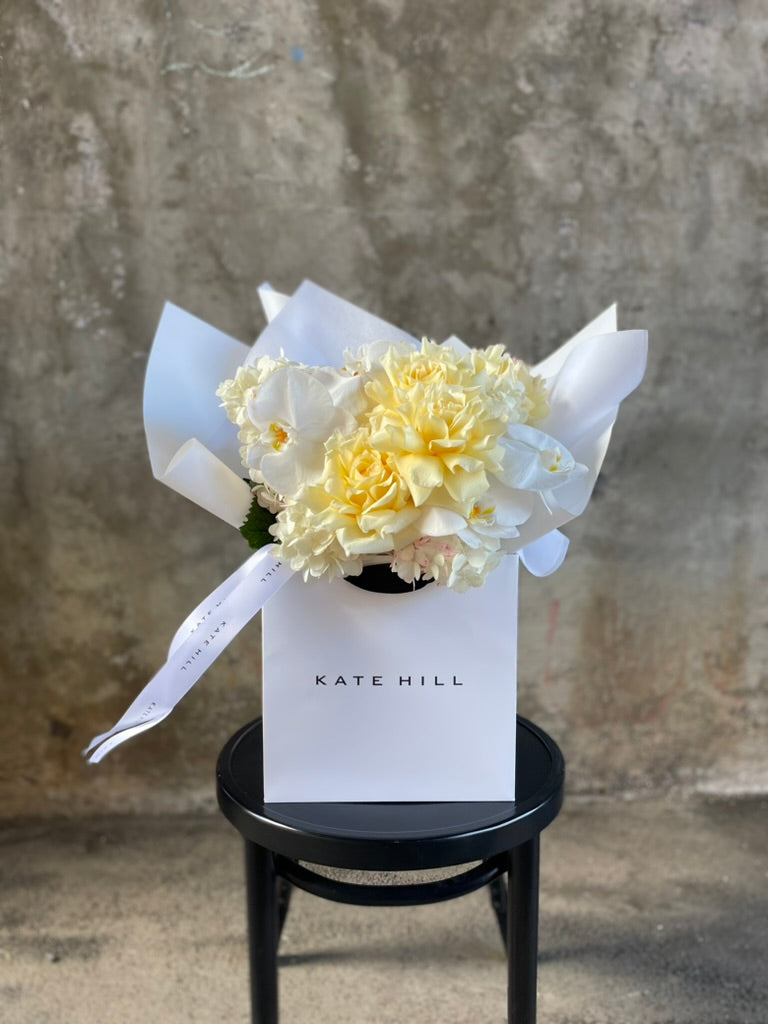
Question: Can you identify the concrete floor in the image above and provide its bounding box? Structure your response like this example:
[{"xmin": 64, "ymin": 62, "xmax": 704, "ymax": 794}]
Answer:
[{"xmin": 1, "ymin": 795, "xmax": 766, "ymax": 1024}]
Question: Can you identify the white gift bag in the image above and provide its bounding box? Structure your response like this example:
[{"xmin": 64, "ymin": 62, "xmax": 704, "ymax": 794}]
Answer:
[{"xmin": 262, "ymin": 556, "xmax": 518, "ymax": 802}]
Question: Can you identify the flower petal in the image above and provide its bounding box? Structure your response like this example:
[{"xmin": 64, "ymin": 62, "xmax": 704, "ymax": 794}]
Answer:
[
  {"xmin": 250, "ymin": 367, "xmax": 334, "ymax": 439},
  {"xmin": 260, "ymin": 441, "xmax": 326, "ymax": 497},
  {"xmin": 416, "ymin": 505, "xmax": 467, "ymax": 538},
  {"xmin": 488, "ymin": 481, "xmax": 536, "ymax": 527},
  {"xmin": 498, "ymin": 424, "xmax": 587, "ymax": 491},
  {"xmin": 313, "ymin": 366, "xmax": 367, "ymax": 415},
  {"xmin": 395, "ymin": 453, "xmax": 444, "ymax": 506},
  {"xmin": 443, "ymin": 467, "xmax": 488, "ymax": 505}
]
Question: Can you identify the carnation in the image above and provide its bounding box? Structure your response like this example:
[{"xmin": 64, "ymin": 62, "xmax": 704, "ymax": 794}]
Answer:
[
  {"xmin": 270, "ymin": 502, "xmax": 363, "ymax": 581},
  {"xmin": 469, "ymin": 347, "xmax": 551, "ymax": 424}
]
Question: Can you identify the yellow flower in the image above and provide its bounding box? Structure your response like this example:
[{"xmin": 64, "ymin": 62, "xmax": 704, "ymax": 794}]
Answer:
[
  {"xmin": 274, "ymin": 429, "xmax": 424, "ymax": 566},
  {"xmin": 361, "ymin": 339, "xmax": 549, "ymax": 512},
  {"xmin": 369, "ymin": 338, "xmax": 470, "ymax": 393},
  {"xmin": 367, "ymin": 366, "xmax": 507, "ymax": 511},
  {"xmin": 319, "ymin": 429, "xmax": 423, "ymax": 554}
]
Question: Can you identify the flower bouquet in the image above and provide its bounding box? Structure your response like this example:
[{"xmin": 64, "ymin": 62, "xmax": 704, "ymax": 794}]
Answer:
[
  {"xmin": 217, "ymin": 330, "xmax": 577, "ymax": 591},
  {"xmin": 86, "ymin": 281, "xmax": 646, "ymax": 802}
]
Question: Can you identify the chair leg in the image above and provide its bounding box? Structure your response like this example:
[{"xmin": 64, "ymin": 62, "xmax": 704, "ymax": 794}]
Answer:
[
  {"xmin": 277, "ymin": 877, "xmax": 292, "ymax": 937},
  {"xmin": 489, "ymin": 875, "xmax": 508, "ymax": 949},
  {"xmin": 507, "ymin": 836, "xmax": 540, "ymax": 1024},
  {"xmin": 244, "ymin": 841, "xmax": 280, "ymax": 1024}
]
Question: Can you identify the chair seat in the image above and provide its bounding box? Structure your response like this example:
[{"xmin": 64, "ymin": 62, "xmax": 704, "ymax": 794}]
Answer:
[{"xmin": 216, "ymin": 717, "xmax": 564, "ymax": 871}]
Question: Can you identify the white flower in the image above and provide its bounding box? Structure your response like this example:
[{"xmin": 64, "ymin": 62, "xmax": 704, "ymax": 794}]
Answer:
[
  {"xmin": 496, "ymin": 423, "xmax": 587, "ymax": 493},
  {"xmin": 392, "ymin": 536, "xmax": 459, "ymax": 586},
  {"xmin": 343, "ymin": 339, "xmax": 414, "ymax": 375},
  {"xmin": 270, "ymin": 502, "xmax": 363, "ymax": 581},
  {"xmin": 392, "ymin": 533, "xmax": 503, "ymax": 591},
  {"xmin": 216, "ymin": 357, "xmax": 291, "ymax": 426},
  {"xmin": 311, "ymin": 366, "xmax": 369, "ymax": 417},
  {"xmin": 457, "ymin": 480, "xmax": 535, "ymax": 550},
  {"xmin": 254, "ymin": 483, "xmax": 284, "ymax": 514},
  {"xmin": 242, "ymin": 366, "xmax": 360, "ymax": 498},
  {"xmin": 411, "ymin": 480, "xmax": 534, "ymax": 551},
  {"xmin": 446, "ymin": 543, "xmax": 504, "ymax": 592}
]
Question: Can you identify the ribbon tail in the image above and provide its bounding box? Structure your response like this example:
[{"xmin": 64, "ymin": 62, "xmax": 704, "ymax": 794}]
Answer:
[
  {"xmin": 84, "ymin": 712, "xmax": 175, "ymax": 765},
  {"xmin": 519, "ymin": 530, "xmax": 570, "ymax": 577},
  {"xmin": 84, "ymin": 548, "xmax": 293, "ymax": 763},
  {"xmin": 167, "ymin": 548, "xmax": 270, "ymax": 657}
]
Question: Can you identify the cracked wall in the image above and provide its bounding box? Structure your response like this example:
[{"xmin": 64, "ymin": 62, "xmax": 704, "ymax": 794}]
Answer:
[{"xmin": 1, "ymin": 0, "xmax": 766, "ymax": 815}]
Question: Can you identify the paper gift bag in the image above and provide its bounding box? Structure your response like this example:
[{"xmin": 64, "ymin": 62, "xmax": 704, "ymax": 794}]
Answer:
[{"xmin": 262, "ymin": 555, "xmax": 518, "ymax": 803}]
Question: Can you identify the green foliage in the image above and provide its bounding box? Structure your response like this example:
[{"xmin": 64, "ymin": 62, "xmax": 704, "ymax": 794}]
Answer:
[{"xmin": 240, "ymin": 491, "xmax": 278, "ymax": 551}]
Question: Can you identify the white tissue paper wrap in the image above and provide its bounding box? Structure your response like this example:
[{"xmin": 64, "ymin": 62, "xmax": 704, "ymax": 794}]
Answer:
[{"xmin": 85, "ymin": 280, "xmax": 646, "ymax": 798}]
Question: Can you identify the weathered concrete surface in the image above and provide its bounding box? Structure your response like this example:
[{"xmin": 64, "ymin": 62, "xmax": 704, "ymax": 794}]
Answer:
[
  {"xmin": 1, "ymin": 1, "xmax": 767, "ymax": 814},
  {"xmin": 1, "ymin": 797, "xmax": 766, "ymax": 1023}
]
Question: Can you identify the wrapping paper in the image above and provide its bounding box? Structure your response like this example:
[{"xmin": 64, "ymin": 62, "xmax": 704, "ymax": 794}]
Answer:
[
  {"xmin": 143, "ymin": 283, "xmax": 645, "ymax": 569},
  {"xmin": 85, "ymin": 281, "xmax": 646, "ymax": 775}
]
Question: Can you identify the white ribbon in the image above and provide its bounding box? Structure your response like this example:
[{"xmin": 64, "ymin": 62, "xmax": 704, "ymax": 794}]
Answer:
[
  {"xmin": 84, "ymin": 535, "xmax": 568, "ymax": 764},
  {"xmin": 84, "ymin": 547, "xmax": 293, "ymax": 763},
  {"xmin": 519, "ymin": 529, "xmax": 570, "ymax": 577}
]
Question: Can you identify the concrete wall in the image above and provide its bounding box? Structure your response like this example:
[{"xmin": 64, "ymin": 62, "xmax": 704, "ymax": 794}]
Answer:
[{"xmin": 1, "ymin": 0, "xmax": 766, "ymax": 816}]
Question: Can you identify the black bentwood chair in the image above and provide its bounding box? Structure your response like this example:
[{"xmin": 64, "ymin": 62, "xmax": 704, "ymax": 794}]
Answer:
[{"xmin": 217, "ymin": 716, "xmax": 564, "ymax": 1023}]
